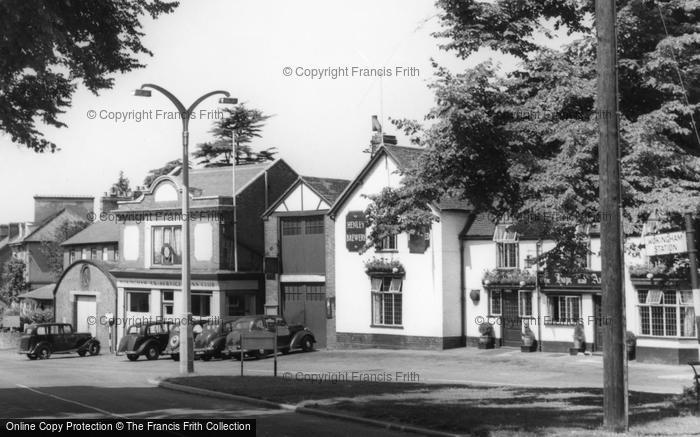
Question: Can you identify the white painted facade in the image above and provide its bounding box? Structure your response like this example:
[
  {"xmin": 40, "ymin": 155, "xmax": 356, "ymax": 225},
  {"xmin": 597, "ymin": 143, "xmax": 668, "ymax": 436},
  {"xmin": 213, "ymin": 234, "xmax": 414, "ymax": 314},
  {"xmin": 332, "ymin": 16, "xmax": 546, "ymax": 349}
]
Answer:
[{"xmin": 333, "ymin": 149, "xmax": 469, "ymax": 347}]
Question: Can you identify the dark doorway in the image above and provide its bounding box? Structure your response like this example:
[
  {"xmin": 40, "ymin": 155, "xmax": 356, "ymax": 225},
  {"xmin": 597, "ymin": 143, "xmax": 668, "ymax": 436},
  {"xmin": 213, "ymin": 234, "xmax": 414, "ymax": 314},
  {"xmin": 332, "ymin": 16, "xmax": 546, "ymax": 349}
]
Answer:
[
  {"xmin": 282, "ymin": 283, "xmax": 326, "ymax": 348},
  {"xmin": 594, "ymin": 295, "xmax": 604, "ymax": 352},
  {"xmin": 501, "ymin": 289, "xmax": 521, "ymax": 347}
]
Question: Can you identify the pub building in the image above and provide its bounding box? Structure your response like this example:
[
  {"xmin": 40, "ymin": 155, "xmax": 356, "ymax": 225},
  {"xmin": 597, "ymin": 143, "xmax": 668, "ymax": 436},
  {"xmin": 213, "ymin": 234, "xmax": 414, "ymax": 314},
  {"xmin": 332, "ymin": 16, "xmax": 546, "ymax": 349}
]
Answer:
[
  {"xmin": 329, "ymin": 145, "xmax": 472, "ymax": 349},
  {"xmin": 329, "ymin": 143, "xmax": 697, "ymax": 364},
  {"xmin": 103, "ymin": 160, "xmax": 297, "ymax": 347}
]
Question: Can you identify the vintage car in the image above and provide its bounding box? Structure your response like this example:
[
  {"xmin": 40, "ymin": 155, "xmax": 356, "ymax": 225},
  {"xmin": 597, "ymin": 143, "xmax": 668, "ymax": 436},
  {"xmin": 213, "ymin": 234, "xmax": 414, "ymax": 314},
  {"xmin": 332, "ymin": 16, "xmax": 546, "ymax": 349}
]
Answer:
[
  {"xmin": 18, "ymin": 323, "xmax": 100, "ymax": 360},
  {"xmin": 164, "ymin": 319, "xmax": 208, "ymax": 361},
  {"xmin": 193, "ymin": 317, "xmax": 240, "ymax": 361},
  {"xmin": 117, "ymin": 321, "xmax": 174, "ymax": 361},
  {"xmin": 224, "ymin": 315, "xmax": 315, "ymax": 360}
]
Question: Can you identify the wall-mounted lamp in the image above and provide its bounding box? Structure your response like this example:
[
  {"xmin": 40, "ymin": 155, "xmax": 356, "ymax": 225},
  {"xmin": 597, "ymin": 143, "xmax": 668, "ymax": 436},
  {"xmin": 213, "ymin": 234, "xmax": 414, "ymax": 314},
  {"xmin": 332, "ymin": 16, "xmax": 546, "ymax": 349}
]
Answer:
[{"xmin": 469, "ymin": 289, "xmax": 480, "ymax": 303}]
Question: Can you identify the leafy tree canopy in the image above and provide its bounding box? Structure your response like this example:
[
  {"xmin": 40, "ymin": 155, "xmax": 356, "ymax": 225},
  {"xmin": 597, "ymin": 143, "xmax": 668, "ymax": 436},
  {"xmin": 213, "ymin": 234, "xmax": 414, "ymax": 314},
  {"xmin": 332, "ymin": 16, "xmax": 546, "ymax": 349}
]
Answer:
[
  {"xmin": 194, "ymin": 104, "xmax": 277, "ymax": 166},
  {"xmin": 40, "ymin": 220, "xmax": 91, "ymax": 280},
  {"xmin": 0, "ymin": 0, "xmax": 178, "ymax": 152},
  {"xmin": 366, "ymin": 0, "xmax": 700, "ymax": 272},
  {"xmin": 142, "ymin": 158, "xmax": 182, "ymax": 187},
  {"xmin": 0, "ymin": 258, "xmax": 28, "ymax": 304}
]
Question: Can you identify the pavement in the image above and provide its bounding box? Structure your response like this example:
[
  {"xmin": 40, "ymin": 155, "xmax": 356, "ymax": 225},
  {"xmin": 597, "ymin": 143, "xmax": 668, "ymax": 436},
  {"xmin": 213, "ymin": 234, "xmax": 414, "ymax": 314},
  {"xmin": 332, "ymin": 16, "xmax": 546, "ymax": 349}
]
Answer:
[{"xmin": 0, "ymin": 346, "xmax": 695, "ymax": 435}]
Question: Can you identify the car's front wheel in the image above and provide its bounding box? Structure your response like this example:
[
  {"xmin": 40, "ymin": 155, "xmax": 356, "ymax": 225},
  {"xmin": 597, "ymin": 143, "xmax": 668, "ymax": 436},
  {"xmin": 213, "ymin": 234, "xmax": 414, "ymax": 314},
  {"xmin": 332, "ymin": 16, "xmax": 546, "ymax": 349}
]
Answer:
[
  {"xmin": 301, "ymin": 336, "xmax": 314, "ymax": 352},
  {"xmin": 36, "ymin": 346, "xmax": 51, "ymax": 360},
  {"xmin": 171, "ymin": 353, "xmax": 179, "ymax": 361},
  {"xmin": 78, "ymin": 350, "xmax": 87, "ymax": 357},
  {"xmin": 145, "ymin": 345, "xmax": 160, "ymax": 361},
  {"xmin": 88, "ymin": 342, "xmax": 100, "ymax": 356},
  {"xmin": 127, "ymin": 354, "xmax": 139, "ymax": 361}
]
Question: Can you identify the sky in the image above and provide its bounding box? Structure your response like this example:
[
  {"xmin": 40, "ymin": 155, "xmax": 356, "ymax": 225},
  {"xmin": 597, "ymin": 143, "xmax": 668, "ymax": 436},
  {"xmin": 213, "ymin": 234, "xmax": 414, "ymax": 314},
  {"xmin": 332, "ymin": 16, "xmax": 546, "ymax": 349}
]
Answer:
[{"xmin": 0, "ymin": 0, "xmax": 533, "ymax": 223}]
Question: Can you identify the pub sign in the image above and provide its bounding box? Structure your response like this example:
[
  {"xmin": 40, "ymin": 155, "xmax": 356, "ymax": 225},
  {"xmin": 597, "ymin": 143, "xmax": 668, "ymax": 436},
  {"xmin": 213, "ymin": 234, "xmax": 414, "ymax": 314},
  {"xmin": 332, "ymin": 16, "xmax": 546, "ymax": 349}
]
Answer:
[{"xmin": 346, "ymin": 211, "xmax": 367, "ymax": 252}]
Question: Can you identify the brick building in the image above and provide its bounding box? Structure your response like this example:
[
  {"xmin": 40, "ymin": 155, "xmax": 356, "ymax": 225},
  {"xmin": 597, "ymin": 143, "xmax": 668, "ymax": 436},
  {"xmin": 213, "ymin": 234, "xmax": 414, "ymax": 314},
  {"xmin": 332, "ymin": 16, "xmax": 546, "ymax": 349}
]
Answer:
[{"xmin": 262, "ymin": 176, "xmax": 349, "ymax": 348}]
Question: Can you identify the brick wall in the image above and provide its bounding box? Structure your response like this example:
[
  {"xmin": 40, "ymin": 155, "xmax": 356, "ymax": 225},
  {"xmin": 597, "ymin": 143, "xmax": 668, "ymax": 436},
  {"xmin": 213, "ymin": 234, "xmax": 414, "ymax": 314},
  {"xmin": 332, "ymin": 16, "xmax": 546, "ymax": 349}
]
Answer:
[
  {"xmin": 263, "ymin": 216, "xmax": 280, "ymax": 309},
  {"xmin": 324, "ymin": 215, "xmax": 336, "ymax": 348}
]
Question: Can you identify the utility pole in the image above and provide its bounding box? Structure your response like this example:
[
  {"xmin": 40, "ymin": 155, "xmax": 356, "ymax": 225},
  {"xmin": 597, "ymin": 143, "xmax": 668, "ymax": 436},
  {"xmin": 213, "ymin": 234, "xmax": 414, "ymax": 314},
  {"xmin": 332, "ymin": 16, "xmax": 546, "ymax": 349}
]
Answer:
[
  {"xmin": 596, "ymin": 0, "xmax": 628, "ymax": 432},
  {"xmin": 685, "ymin": 214, "xmax": 700, "ymax": 357}
]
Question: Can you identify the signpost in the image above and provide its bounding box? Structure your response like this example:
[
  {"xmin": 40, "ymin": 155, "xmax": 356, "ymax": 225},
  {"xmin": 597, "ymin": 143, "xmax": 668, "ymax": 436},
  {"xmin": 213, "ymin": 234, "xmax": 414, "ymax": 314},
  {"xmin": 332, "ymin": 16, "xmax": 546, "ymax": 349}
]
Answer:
[{"xmin": 238, "ymin": 327, "xmax": 279, "ymax": 377}]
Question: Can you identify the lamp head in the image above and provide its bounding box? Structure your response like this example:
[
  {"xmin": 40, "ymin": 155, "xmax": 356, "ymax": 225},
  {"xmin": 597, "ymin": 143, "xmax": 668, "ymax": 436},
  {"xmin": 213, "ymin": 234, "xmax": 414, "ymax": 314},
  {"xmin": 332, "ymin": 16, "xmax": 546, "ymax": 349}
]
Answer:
[
  {"xmin": 133, "ymin": 89, "xmax": 152, "ymax": 97},
  {"xmin": 219, "ymin": 97, "xmax": 238, "ymax": 105}
]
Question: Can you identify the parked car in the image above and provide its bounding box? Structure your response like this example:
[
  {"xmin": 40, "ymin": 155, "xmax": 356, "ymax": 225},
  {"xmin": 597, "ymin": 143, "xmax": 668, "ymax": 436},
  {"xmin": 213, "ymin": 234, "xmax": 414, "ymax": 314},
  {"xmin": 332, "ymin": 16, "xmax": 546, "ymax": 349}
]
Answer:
[
  {"xmin": 224, "ymin": 315, "xmax": 315, "ymax": 360},
  {"xmin": 117, "ymin": 321, "xmax": 174, "ymax": 361},
  {"xmin": 18, "ymin": 323, "xmax": 100, "ymax": 360},
  {"xmin": 165, "ymin": 319, "xmax": 208, "ymax": 361},
  {"xmin": 193, "ymin": 317, "xmax": 240, "ymax": 361}
]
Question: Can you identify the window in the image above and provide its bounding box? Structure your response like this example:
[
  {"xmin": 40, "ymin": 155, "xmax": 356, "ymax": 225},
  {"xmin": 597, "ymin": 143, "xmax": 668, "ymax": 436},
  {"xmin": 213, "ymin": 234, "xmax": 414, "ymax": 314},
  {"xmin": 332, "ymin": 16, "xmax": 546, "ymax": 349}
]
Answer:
[
  {"xmin": 371, "ymin": 276, "xmax": 402, "ymax": 326},
  {"xmin": 227, "ymin": 295, "xmax": 244, "ymax": 317},
  {"xmin": 493, "ymin": 224, "xmax": 518, "ymax": 242},
  {"xmin": 281, "ymin": 219, "xmax": 302, "ymax": 236},
  {"xmin": 548, "ymin": 296, "xmax": 581, "ymax": 324},
  {"xmin": 519, "ymin": 291, "xmax": 532, "ymax": 317},
  {"xmin": 129, "ymin": 292, "xmax": 150, "ymax": 312},
  {"xmin": 102, "ymin": 247, "xmax": 109, "ymax": 261},
  {"xmin": 490, "ymin": 290, "xmax": 502, "ymax": 315},
  {"xmin": 91, "ymin": 247, "xmax": 98, "ymax": 260},
  {"xmin": 497, "ymin": 243, "xmax": 518, "ymax": 268},
  {"xmin": 305, "ymin": 217, "xmax": 324, "ymax": 234},
  {"xmin": 147, "ymin": 324, "xmax": 167, "ymax": 335},
  {"xmin": 162, "ymin": 291, "xmax": 173, "ymax": 316},
  {"xmin": 61, "ymin": 325, "xmax": 73, "ymax": 334},
  {"xmin": 192, "ymin": 293, "xmax": 211, "ymax": 317},
  {"xmin": 638, "ymin": 290, "xmax": 695, "ymax": 337},
  {"xmin": 69, "ymin": 250, "xmax": 76, "ymax": 264},
  {"xmin": 81, "ymin": 248, "xmax": 88, "ymax": 260},
  {"xmin": 152, "ymin": 226, "xmax": 182, "ymax": 265},
  {"xmin": 377, "ymin": 234, "xmax": 397, "ymax": 251}
]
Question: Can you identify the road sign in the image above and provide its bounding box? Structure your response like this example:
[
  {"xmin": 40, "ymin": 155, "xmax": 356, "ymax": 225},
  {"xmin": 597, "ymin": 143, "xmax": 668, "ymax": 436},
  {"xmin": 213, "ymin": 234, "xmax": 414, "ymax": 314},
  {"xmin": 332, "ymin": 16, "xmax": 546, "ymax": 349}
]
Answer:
[{"xmin": 644, "ymin": 231, "xmax": 688, "ymax": 256}]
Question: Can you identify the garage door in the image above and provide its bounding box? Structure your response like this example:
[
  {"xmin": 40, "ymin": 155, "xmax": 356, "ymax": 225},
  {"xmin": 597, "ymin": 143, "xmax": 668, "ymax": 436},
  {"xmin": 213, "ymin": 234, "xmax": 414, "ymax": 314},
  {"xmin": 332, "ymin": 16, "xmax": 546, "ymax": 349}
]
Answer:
[
  {"xmin": 76, "ymin": 295, "xmax": 97, "ymax": 337},
  {"xmin": 282, "ymin": 283, "xmax": 326, "ymax": 348}
]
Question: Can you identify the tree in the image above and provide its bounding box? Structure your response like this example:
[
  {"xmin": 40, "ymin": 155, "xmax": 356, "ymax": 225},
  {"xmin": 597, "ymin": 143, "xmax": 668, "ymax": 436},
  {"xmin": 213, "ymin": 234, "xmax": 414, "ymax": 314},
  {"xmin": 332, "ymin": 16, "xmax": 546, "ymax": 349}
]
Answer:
[
  {"xmin": 0, "ymin": 0, "xmax": 178, "ymax": 152},
  {"xmin": 194, "ymin": 104, "xmax": 277, "ymax": 166},
  {"xmin": 0, "ymin": 258, "xmax": 28, "ymax": 304},
  {"xmin": 366, "ymin": 0, "xmax": 700, "ymax": 271},
  {"xmin": 143, "ymin": 159, "xmax": 182, "ymax": 187},
  {"xmin": 39, "ymin": 220, "xmax": 91, "ymax": 280},
  {"xmin": 110, "ymin": 171, "xmax": 132, "ymax": 197}
]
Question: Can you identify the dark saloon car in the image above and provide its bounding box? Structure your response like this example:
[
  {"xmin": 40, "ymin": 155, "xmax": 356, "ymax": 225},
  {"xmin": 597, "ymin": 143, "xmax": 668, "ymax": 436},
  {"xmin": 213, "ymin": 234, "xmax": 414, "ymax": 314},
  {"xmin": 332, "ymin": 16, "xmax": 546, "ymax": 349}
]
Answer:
[
  {"xmin": 19, "ymin": 323, "xmax": 100, "ymax": 360},
  {"xmin": 225, "ymin": 315, "xmax": 315, "ymax": 360},
  {"xmin": 118, "ymin": 321, "xmax": 174, "ymax": 361},
  {"xmin": 165, "ymin": 319, "xmax": 208, "ymax": 361},
  {"xmin": 193, "ymin": 317, "xmax": 240, "ymax": 361}
]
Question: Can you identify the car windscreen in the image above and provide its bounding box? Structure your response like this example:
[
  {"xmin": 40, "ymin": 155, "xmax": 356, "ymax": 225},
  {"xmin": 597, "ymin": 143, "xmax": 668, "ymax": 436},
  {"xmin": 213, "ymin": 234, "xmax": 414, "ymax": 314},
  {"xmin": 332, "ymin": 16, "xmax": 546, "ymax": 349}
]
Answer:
[{"xmin": 232, "ymin": 319, "xmax": 254, "ymax": 331}]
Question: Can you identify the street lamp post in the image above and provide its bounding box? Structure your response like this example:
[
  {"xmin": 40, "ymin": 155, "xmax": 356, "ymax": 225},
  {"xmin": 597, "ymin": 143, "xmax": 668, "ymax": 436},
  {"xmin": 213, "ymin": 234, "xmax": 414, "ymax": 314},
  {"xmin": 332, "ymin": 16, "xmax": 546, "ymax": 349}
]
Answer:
[{"xmin": 135, "ymin": 84, "xmax": 237, "ymax": 374}]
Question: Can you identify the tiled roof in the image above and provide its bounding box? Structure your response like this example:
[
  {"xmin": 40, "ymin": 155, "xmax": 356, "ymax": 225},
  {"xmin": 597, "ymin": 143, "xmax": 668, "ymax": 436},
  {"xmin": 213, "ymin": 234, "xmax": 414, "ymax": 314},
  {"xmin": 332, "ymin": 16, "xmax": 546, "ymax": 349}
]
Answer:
[
  {"xmin": 461, "ymin": 212, "xmax": 603, "ymax": 240},
  {"xmin": 21, "ymin": 207, "xmax": 89, "ymax": 243},
  {"xmin": 17, "ymin": 283, "xmax": 55, "ymax": 301},
  {"xmin": 173, "ymin": 162, "xmax": 275, "ymax": 197},
  {"xmin": 383, "ymin": 145, "xmax": 423, "ymax": 170},
  {"xmin": 62, "ymin": 220, "xmax": 120, "ymax": 246},
  {"xmin": 301, "ymin": 176, "xmax": 350, "ymax": 204}
]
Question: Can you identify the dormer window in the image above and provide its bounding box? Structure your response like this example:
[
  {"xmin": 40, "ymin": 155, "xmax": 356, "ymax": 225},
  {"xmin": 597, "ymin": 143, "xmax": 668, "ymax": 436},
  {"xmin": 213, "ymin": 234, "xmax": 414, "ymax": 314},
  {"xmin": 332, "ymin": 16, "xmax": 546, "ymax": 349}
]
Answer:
[{"xmin": 494, "ymin": 224, "xmax": 518, "ymax": 269}]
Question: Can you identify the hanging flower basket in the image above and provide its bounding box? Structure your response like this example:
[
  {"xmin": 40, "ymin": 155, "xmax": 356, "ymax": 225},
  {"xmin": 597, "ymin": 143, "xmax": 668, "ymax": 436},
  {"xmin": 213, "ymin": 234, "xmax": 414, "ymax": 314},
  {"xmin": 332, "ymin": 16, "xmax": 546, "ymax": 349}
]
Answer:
[
  {"xmin": 482, "ymin": 268, "xmax": 535, "ymax": 287},
  {"xmin": 628, "ymin": 263, "xmax": 689, "ymax": 279},
  {"xmin": 364, "ymin": 257, "xmax": 405, "ymax": 275}
]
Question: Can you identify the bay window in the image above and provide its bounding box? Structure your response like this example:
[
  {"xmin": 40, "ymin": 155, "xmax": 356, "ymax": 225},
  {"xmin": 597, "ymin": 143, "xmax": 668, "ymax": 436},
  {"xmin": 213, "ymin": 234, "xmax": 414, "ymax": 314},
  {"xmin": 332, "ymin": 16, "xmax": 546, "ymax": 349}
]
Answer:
[{"xmin": 638, "ymin": 290, "xmax": 695, "ymax": 337}]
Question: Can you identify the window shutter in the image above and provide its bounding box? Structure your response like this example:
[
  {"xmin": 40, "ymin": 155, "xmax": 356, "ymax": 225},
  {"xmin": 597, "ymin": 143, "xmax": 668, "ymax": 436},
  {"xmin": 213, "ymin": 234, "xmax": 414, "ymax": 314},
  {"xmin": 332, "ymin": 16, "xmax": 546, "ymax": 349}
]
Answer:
[{"xmin": 370, "ymin": 278, "xmax": 382, "ymax": 293}]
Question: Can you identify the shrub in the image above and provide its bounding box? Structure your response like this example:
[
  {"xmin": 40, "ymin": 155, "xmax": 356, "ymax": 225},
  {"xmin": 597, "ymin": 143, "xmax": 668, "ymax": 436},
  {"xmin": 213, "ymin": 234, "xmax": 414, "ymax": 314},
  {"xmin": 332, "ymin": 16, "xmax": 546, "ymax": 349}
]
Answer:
[
  {"xmin": 479, "ymin": 322, "xmax": 494, "ymax": 337},
  {"xmin": 573, "ymin": 324, "xmax": 585, "ymax": 343},
  {"xmin": 674, "ymin": 384, "xmax": 699, "ymax": 415},
  {"xmin": 522, "ymin": 325, "xmax": 536, "ymax": 341}
]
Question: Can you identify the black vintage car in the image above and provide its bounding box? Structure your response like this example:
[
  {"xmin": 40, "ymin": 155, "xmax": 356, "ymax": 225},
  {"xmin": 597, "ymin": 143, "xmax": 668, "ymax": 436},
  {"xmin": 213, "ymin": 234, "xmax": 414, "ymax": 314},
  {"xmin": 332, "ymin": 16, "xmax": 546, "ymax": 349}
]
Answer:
[
  {"xmin": 193, "ymin": 317, "xmax": 239, "ymax": 361},
  {"xmin": 225, "ymin": 315, "xmax": 315, "ymax": 360},
  {"xmin": 164, "ymin": 319, "xmax": 208, "ymax": 361},
  {"xmin": 118, "ymin": 321, "xmax": 174, "ymax": 361},
  {"xmin": 18, "ymin": 323, "xmax": 100, "ymax": 360}
]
